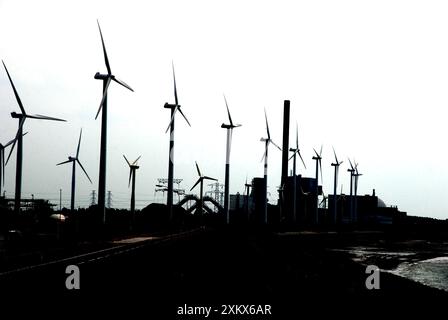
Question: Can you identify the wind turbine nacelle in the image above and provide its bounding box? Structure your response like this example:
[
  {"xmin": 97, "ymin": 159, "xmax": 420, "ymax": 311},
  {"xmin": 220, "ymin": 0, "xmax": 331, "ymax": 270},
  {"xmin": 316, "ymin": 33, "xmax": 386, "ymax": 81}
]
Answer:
[
  {"xmin": 94, "ymin": 72, "xmax": 108, "ymax": 80},
  {"xmin": 164, "ymin": 103, "xmax": 178, "ymax": 109},
  {"xmin": 11, "ymin": 111, "xmax": 22, "ymax": 118}
]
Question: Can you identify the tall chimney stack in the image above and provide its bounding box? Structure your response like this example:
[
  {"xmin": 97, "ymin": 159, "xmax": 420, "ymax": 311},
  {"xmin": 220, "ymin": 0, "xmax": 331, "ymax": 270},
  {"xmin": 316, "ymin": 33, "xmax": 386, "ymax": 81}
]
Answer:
[{"xmin": 281, "ymin": 100, "xmax": 290, "ymax": 190}]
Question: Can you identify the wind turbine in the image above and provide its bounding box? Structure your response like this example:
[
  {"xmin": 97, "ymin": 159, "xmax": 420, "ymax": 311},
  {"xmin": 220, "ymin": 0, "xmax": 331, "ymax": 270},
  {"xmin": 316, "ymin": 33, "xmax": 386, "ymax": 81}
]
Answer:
[
  {"xmin": 347, "ymin": 159, "xmax": 356, "ymax": 222},
  {"xmin": 164, "ymin": 63, "xmax": 191, "ymax": 221},
  {"xmin": 2, "ymin": 61, "xmax": 66, "ymax": 214},
  {"xmin": 260, "ymin": 109, "xmax": 282, "ymax": 224},
  {"xmin": 353, "ymin": 161, "xmax": 362, "ymax": 223},
  {"xmin": 221, "ymin": 95, "xmax": 241, "ymax": 224},
  {"xmin": 94, "ymin": 20, "xmax": 134, "ymax": 225},
  {"xmin": 56, "ymin": 129, "xmax": 92, "ymax": 211},
  {"xmin": 190, "ymin": 162, "xmax": 217, "ymax": 216},
  {"xmin": 0, "ymin": 135, "xmax": 21, "ymax": 197},
  {"xmin": 312, "ymin": 146, "xmax": 323, "ymax": 224},
  {"xmin": 331, "ymin": 147, "xmax": 343, "ymax": 224},
  {"xmin": 289, "ymin": 124, "xmax": 306, "ymax": 223},
  {"xmin": 124, "ymin": 155, "xmax": 141, "ymax": 227}
]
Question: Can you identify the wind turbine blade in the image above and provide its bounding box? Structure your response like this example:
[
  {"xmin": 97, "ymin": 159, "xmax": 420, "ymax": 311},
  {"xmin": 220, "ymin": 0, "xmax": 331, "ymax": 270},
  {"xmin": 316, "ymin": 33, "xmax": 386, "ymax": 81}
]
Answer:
[
  {"xmin": 223, "ymin": 94, "xmax": 233, "ymax": 126},
  {"xmin": 97, "ymin": 20, "xmax": 111, "ymax": 75},
  {"xmin": 313, "ymin": 148, "xmax": 319, "ymax": 158},
  {"xmin": 128, "ymin": 168, "xmax": 132, "ymax": 187},
  {"xmin": 264, "ymin": 108, "xmax": 270, "ymax": 140},
  {"xmin": 95, "ymin": 76, "xmax": 112, "ymax": 120},
  {"xmin": 2, "ymin": 60, "xmax": 26, "ymax": 115},
  {"xmin": 112, "ymin": 77, "xmax": 134, "ymax": 92},
  {"xmin": 56, "ymin": 159, "xmax": 72, "ymax": 166},
  {"xmin": 319, "ymin": 145, "xmax": 323, "ymax": 157},
  {"xmin": 270, "ymin": 140, "xmax": 282, "ymax": 151},
  {"xmin": 288, "ymin": 149, "xmax": 298, "ymax": 161},
  {"xmin": 178, "ymin": 107, "xmax": 191, "ymax": 127},
  {"xmin": 77, "ymin": 159, "xmax": 92, "ymax": 184},
  {"xmin": 4, "ymin": 136, "xmax": 17, "ymax": 148},
  {"xmin": 76, "ymin": 128, "xmax": 82, "ymax": 158},
  {"xmin": 195, "ymin": 161, "xmax": 202, "ymax": 177},
  {"xmin": 132, "ymin": 155, "xmax": 141, "ymax": 165},
  {"xmin": 6, "ymin": 118, "xmax": 25, "ymax": 165},
  {"xmin": 172, "ymin": 62, "xmax": 178, "ymax": 106},
  {"xmin": 348, "ymin": 158, "xmax": 354, "ymax": 170},
  {"xmin": 123, "ymin": 155, "xmax": 131, "ymax": 166},
  {"xmin": 165, "ymin": 105, "xmax": 178, "ymax": 133},
  {"xmin": 204, "ymin": 176, "xmax": 218, "ymax": 181},
  {"xmin": 26, "ymin": 114, "xmax": 66, "ymax": 121},
  {"xmin": 298, "ymin": 151, "xmax": 307, "ymax": 169},
  {"xmin": 6, "ymin": 139, "xmax": 17, "ymax": 167},
  {"xmin": 332, "ymin": 146, "xmax": 338, "ymax": 163},
  {"xmin": 296, "ymin": 123, "xmax": 299, "ymax": 150},
  {"xmin": 261, "ymin": 151, "xmax": 266, "ymax": 163},
  {"xmin": 190, "ymin": 178, "xmax": 201, "ymax": 191}
]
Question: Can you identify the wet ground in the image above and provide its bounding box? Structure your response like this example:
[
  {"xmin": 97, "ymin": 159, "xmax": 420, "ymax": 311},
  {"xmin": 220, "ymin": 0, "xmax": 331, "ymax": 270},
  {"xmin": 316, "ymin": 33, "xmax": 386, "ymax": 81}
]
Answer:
[{"xmin": 1, "ymin": 227, "xmax": 447, "ymax": 317}]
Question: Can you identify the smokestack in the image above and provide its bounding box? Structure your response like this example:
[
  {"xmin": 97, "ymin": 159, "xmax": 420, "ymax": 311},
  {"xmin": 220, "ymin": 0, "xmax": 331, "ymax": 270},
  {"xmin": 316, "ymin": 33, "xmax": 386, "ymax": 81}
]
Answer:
[{"xmin": 281, "ymin": 100, "xmax": 290, "ymax": 188}]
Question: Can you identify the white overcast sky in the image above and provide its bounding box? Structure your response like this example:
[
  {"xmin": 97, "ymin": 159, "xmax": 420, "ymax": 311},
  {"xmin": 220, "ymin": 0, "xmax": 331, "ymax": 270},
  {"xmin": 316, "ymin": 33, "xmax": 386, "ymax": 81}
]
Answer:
[{"xmin": 0, "ymin": 0, "xmax": 447, "ymax": 219}]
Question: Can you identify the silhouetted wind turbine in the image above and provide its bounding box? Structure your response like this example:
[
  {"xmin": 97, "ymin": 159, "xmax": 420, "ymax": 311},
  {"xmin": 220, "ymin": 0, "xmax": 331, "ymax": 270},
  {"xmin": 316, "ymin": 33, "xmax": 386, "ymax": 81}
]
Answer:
[
  {"xmin": 347, "ymin": 158, "xmax": 356, "ymax": 222},
  {"xmin": 331, "ymin": 147, "xmax": 343, "ymax": 224},
  {"xmin": 221, "ymin": 95, "xmax": 242, "ymax": 224},
  {"xmin": 260, "ymin": 109, "xmax": 282, "ymax": 224},
  {"xmin": 56, "ymin": 129, "xmax": 92, "ymax": 211},
  {"xmin": 353, "ymin": 161, "xmax": 362, "ymax": 223},
  {"xmin": 124, "ymin": 155, "xmax": 141, "ymax": 227},
  {"xmin": 0, "ymin": 135, "xmax": 20, "ymax": 197},
  {"xmin": 312, "ymin": 146, "xmax": 323, "ymax": 224},
  {"xmin": 190, "ymin": 162, "xmax": 217, "ymax": 216},
  {"xmin": 94, "ymin": 20, "xmax": 134, "ymax": 225},
  {"xmin": 2, "ymin": 61, "xmax": 66, "ymax": 214},
  {"xmin": 289, "ymin": 124, "xmax": 306, "ymax": 223},
  {"xmin": 165, "ymin": 63, "xmax": 191, "ymax": 221}
]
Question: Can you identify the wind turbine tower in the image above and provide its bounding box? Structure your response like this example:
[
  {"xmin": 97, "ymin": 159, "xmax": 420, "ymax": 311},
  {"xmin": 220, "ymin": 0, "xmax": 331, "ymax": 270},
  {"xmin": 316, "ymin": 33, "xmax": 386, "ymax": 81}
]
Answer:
[
  {"xmin": 331, "ymin": 147, "xmax": 343, "ymax": 224},
  {"xmin": 164, "ymin": 63, "xmax": 191, "ymax": 221},
  {"xmin": 353, "ymin": 161, "xmax": 362, "ymax": 223},
  {"xmin": 289, "ymin": 124, "xmax": 306, "ymax": 223},
  {"xmin": 347, "ymin": 159, "xmax": 356, "ymax": 222},
  {"xmin": 2, "ymin": 61, "xmax": 66, "ymax": 214},
  {"xmin": 221, "ymin": 95, "xmax": 241, "ymax": 224},
  {"xmin": 260, "ymin": 109, "xmax": 281, "ymax": 224},
  {"xmin": 190, "ymin": 162, "xmax": 217, "ymax": 216},
  {"xmin": 124, "ymin": 155, "xmax": 141, "ymax": 227},
  {"xmin": 312, "ymin": 147, "xmax": 323, "ymax": 224},
  {"xmin": 56, "ymin": 129, "xmax": 92, "ymax": 211},
  {"xmin": 93, "ymin": 21, "xmax": 134, "ymax": 224}
]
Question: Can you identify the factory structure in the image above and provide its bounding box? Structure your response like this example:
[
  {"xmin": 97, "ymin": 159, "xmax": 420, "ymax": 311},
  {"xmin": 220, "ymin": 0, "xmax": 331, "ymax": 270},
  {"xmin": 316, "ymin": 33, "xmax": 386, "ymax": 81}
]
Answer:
[{"xmin": 227, "ymin": 100, "xmax": 406, "ymax": 227}]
